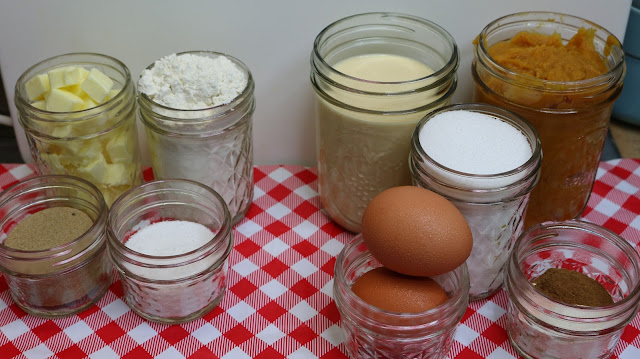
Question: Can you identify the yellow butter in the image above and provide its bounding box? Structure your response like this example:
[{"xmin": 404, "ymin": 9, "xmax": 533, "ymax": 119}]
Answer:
[
  {"xmin": 30, "ymin": 100, "xmax": 46, "ymax": 110},
  {"xmin": 81, "ymin": 68, "xmax": 114, "ymax": 103},
  {"xmin": 25, "ymin": 74, "xmax": 50, "ymax": 101},
  {"xmin": 105, "ymin": 131, "xmax": 133, "ymax": 163},
  {"xmin": 64, "ymin": 66, "xmax": 89, "ymax": 86},
  {"xmin": 45, "ymin": 89, "xmax": 85, "ymax": 112},
  {"xmin": 48, "ymin": 66, "xmax": 74, "ymax": 89}
]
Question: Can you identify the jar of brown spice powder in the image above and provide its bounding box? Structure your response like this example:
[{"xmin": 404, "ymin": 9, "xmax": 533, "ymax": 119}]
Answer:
[{"xmin": 0, "ymin": 175, "xmax": 111, "ymax": 318}]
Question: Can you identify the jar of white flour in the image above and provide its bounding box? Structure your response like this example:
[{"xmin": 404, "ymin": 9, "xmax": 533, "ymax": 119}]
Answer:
[{"xmin": 137, "ymin": 51, "xmax": 255, "ymax": 224}]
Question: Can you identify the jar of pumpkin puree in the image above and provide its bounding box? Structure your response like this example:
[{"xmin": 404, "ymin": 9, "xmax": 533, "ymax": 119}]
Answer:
[{"xmin": 472, "ymin": 12, "xmax": 625, "ymax": 228}]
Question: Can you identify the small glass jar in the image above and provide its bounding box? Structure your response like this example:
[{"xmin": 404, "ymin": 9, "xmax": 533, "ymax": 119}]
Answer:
[
  {"xmin": 334, "ymin": 234, "xmax": 469, "ymax": 358},
  {"xmin": 472, "ymin": 12, "xmax": 625, "ymax": 228},
  {"xmin": 505, "ymin": 220, "xmax": 640, "ymax": 359},
  {"xmin": 107, "ymin": 179, "xmax": 233, "ymax": 324},
  {"xmin": 14, "ymin": 53, "xmax": 142, "ymax": 206},
  {"xmin": 137, "ymin": 51, "xmax": 255, "ymax": 225},
  {"xmin": 410, "ymin": 103, "xmax": 542, "ymax": 300},
  {"xmin": 311, "ymin": 12, "xmax": 459, "ymax": 233},
  {"xmin": 0, "ymin": 175, "xmax": 111, "ymax": 317}
]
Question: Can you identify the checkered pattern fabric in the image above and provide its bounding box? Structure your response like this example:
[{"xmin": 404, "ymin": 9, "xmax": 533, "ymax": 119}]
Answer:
[{"xmin": 0, "ymin": 160, "xmax": 638, "ymax": 359}]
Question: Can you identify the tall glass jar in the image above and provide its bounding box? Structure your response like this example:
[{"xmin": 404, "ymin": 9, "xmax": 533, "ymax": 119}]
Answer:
[
  {"xmin": 138, "ymin": 51, "xmax": 255, "ymax": 225},
  {"xmin": 311, "ymin": 13, "xmax": 459, "ymax": 233},
  {"xmin": 472, "ymin": 12, "xmax": 625, "ymax": 228},
  {"xmin": 334, "ymin": 234, "xmax": 469, "ymax": 358},
  {"xmin": 0, "ymin": 175, "xmax": 111, "ymax": 318},
  {"xmin": 14, "ymin": 53, "xmax": 142, "ymax": 206},
  {"xmin": 505, "ymin": 220, "xmax": 640, "ymax": 359},
  {"xmin": 410, "ymin": 103, "xmax": 542, "ymax": 300},
  {"xmin": 107, "ymin": 179, "xmax": 233, "ymax": 324}
]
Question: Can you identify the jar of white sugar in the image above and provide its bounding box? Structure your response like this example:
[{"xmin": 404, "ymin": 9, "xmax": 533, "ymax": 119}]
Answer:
[
  {"xmin": 14, "ymin": 53, "xmax": 142, "ymax": 206},
  {"xmin": 311, "ymin": 13, "xmax": 459, "ymax": 233},
  {"xmin": 137, "ymin": 51, "xmax": 255, "ymax": 224},
  {"xmin": 410, "ymin": 103, "xmax": 542, "ymax": 300},
  {"xmin": 107, "ymin": 179, "xmax": 233, "ymax": 324}
]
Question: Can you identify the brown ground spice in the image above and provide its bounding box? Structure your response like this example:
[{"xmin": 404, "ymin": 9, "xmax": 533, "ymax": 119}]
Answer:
[
  {"xmin": 532, "ymin": 268, "xmax": 613, "ymax": 307},
  {"xmin": 4, "ymin": 207, "xmax": 93, "ymax": 251}
]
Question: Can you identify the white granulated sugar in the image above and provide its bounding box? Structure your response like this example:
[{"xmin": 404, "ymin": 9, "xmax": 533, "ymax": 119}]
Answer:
[
  {"xmin": 138, "ymin": 53, "xmax": 247, "ymax": 110},
  {"xmin": 125, "ymin": 220, "xmax": 214, "ymax": 256},
  {"xmin": 419, "ymin": 110, "xmax": 532, "ymax": 175}
]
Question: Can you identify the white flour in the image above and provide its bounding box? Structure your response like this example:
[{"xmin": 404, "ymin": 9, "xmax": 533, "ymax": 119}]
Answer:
[{"xmin": 138, "ymin": 53, "xmax": 247, "ymax": 110}]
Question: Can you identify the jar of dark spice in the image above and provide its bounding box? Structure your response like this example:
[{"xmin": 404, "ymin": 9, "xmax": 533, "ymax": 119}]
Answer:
[
  {"xmin": 0, "ymin": 175, "xmax": 111, "ymax": 318},
  {"xmin": 505, "ymin": 220, "xmax": 640, "ymax": 359}
]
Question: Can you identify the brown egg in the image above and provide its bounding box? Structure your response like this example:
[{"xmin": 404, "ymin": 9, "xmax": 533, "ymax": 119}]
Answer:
[
  {"xmin": 351, "ymin": 267, "xmax": 449, "ymax": 313},
  {"xmin": 361, "ymin": 186, "xmax": 472, "ymax": 277}
]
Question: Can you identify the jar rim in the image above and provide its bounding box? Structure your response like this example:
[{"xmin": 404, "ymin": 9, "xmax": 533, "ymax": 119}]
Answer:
[
  {"xmin": 0, "ymin": 174, "xmax": 107, "ymax": 257},
  {"xmin": 107, "ymin": 179, "xmax": 233, "ymax": 264},
  {"xmin": 14, "ymin": 52, "xmax": 132, "ymax": 118},
  {"xmin": 411, "ymin": 103, "xmax": 542, "ymax": 189},
  {"xmin": 334, "ymin": 234, "xmax": 469, "ymax": 324},
  {"xmin": 475, "ymin": 11, "xmax": 625, "ymax": 90},
  {"xmin": 312, "ymin": 12, "xmax": 459, "ymax": 86},
  {"xmin": 509, "ymin": 219, "xmax": 640, "ymax": 314}
]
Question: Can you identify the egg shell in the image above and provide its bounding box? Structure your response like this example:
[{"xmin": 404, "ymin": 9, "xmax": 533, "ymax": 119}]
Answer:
[
  {"xmin": 361, "ymin": 186, "xmax": 472, "ymax": 277},
  {"xmin": 351, "ymin": 267, "xmax": 449, "ymax": 313}
]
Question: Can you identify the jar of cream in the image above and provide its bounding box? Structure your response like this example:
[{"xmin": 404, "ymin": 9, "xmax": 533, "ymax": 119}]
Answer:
[
  {"xmin": 107, "ymin": 179, "xmax": 233, "ymax": 323},
  {"xmin": 311, "ymin": 12, "xmax": 458, "ymax": 233},
  {"xmin": 410, "ymin": 103, "xmax": 541, "ymax": 300},
  {"xmin": 0, "ymin": 175, "xmax": 111, "ymax": 317},
  {"xmin": 334, "ymin": 234, "xmax": 469, "ymax": 358},
  {"xmin": 505, "ymin": 220, "xmax": 640, "ymax": 359}
]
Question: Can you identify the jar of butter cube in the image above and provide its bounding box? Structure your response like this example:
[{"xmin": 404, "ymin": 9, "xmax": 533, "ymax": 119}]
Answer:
[{"xmin": 15, "ymin": 53, "xmax": 142, "ymax": 206}]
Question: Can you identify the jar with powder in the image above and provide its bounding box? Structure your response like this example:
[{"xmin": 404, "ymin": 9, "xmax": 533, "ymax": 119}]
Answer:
[
  {"xmin": 410, "ymin": 103, "xmax": 541, "ymax": 300},
  {"xmin": 0, "ymin": 175, "xmax": 111, "ymax": 317},
  {"xmin": 334, "ymin": 234, "xmax": 469, "ymax": 358},
  {"xmin": 310, "ymin": 13, "xmax": 458, "ymax": 233},
  {"xmin": 14, "ymin": 53, "xmax": 142, "ymax": 206},
  {"xmin": 137, "ymin": 51, "xmax": 255, "ymax": 224},
  {"xmin": 505, "ymin": 220, "xmax": 640, "ymax": 359},
  {"xmin": 107, "ymin": 179, "xmax": 233, "ymax": 323}
]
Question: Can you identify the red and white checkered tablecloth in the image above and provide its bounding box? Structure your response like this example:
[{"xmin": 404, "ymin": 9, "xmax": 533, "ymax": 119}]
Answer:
[{"xmin": 0, "ymin": 160, "xmax": 638, "ymax": 359}]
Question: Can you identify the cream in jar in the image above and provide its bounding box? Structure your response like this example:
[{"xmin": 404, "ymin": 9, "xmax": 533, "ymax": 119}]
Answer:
[
  {"xmin": 410, "ymin": 104, "xmax": 541, "ymax": 300},
  {"xmin": 311, "ymin": 13, "xmax": 459, "ymax": 233}
]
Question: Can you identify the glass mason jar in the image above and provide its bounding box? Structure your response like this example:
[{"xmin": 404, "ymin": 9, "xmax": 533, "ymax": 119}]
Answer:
[
  {"xmin": 410, "ymin": 103, "xmax": 542, "ymax": 300},
  {"xmin": 107, "ymin": 179, "xmax": 233, "ymax": 324},
  {"xmin": 505, "ymin": 220, "xmax": 640, "ymax": 359},
  {"xmin": 334, "ymin": 234, "xmax": 469, "ymax": 358},
  {"xmin": 138, "ymin": 51, "xmax": 255, "ymax": 225},
  {"xmin": 472, "ymin": 12, "xmax": 625, "ymax": 228},
  {"xmin": 14, "ymin": 53, "xmax": 142, "ymax": 206},
  {"xmin": 0, "ymin": 175, "xmax": 111, "ymax": 318},
  {"xmin": 311, "ymin": 12, "xmax": 459, "ymax": 233}
]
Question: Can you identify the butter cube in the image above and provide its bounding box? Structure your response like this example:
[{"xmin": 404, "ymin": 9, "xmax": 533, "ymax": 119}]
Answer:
[
  {"xmin": 48, "ymin": 66, "xmax": 74, "ymax": 89},
  {"xmin": 76, "ymin": 153, "xmax": 109, "ymax": 183},
  {"xmin": 64, "ymin": 67, "xmax": 90, "ymax": 96},
  {"xmin": 25, "ymin": 74, "xmax": 50, "ymax": 101},
  {"xmin": 30, "ymin": 100, "xmax": 46, "ymax": 110},
  {"xmin": 50, "ymin": 125, "xmax": 73, "ymax": 138},
  {"xmin": 102, "ymin": 163, "xmax": 129, "ymax": 186},
  {"xmin": 64, "ymin": 66, "xmax": 89, "ymax": 85},
  {"xmin": 45, "ymin": 89, "xmax": 85, "ymax": 112},
  {"xmin": 106, "ymin": 131, "xmax": 133, "ymax": 163},
  {"xmin": 81, "ymin": 68, "xmax": 114, "ymax": 103},
  {"xmin": 83, "ymin": 97, "xmax": 98, "ymax": 110}
]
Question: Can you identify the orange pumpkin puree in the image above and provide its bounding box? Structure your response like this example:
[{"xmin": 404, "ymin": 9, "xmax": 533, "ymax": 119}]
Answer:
[{"xmin": 487, "ymin": 28, "xmax": 607, "ymax": 82}]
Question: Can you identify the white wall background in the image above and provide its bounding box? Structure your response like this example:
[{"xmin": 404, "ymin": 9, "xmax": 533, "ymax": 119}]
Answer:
[{"xmin": 0, "ymin": 0, "xmax": 632, "ymax": 165}]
